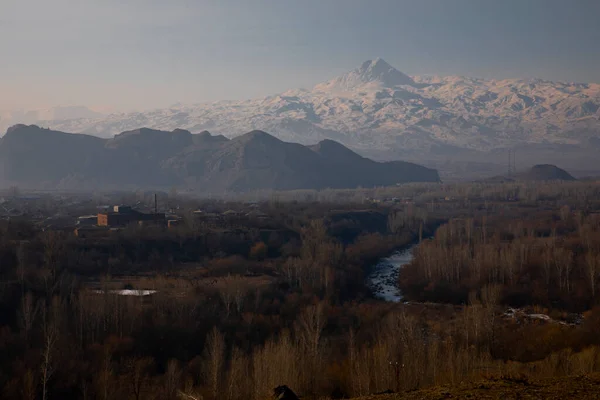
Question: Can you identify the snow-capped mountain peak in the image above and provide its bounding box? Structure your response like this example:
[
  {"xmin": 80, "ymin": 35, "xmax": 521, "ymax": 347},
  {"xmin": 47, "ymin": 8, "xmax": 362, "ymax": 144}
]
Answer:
[
  {"xmin": 357, "ymin": 57, "xmax": 415, "ymax": 86},
  {"xmin": 8, "ymin": 58, "xmax": 600, "ymax": 161},
  {"xmin": 314, "ymin": 58, "xmax": 415, "ymax": 92}
]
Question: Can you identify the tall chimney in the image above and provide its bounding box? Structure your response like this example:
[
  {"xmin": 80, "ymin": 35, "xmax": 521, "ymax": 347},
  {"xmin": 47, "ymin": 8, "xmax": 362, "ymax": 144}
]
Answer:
[{"xmin": 154, "ymin": 193, "xmax": 158, "ymax": 214}]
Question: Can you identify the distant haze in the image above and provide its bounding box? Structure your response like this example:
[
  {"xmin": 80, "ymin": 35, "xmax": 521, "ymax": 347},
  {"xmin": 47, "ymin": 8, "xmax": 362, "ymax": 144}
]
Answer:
[{"xmin": 2, "ymin": 0, "xmax": 600, "ymax": 112}]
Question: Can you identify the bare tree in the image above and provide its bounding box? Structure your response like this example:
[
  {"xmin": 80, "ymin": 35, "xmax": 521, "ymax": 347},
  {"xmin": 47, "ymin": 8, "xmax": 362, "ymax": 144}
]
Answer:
[
  {"xmin": 295, "ymin": 303, "xmax": 326, "ymax": 392},
  {"xmin": 41, "ymin": 231, "xmax": 66, "ymax": 296},
  {"xmin": 230, "ymin": 276, "xmax": 249, "ymax": 314},
  {"xmin": 296, "ymin": 303, "xmax": 325, "ymax": 359},
  {"xmin": 541, "ymin": 243, "xmax": 553, "ymax": 288},
  {"xmin": 585, "ymin": 252, "xmax": 600, "ymax": 298},
  {"xmin": 480, "ymin": 284, "xmax": 501, "ymax": 348},
  {"xmin": 21, "ymin": 369, "xmax": 36, "ymax": 400},
  {"xmin": 560, "ymin": 205, "xmax": 571, "ymax": 221},
  {"xmin": 251, "ymin": 331, "xmax": 299, "ymax": 400},
  {"xmin": 40, "ymin": 320, "xmax": 56, "ymax": 400},
  {"xmin": 126, "ymin": 357, "xmax": 154, "ymax": 400},
  {"xmin": 217, "ymin": 275, "xmax": 250, "ymax": 317},
  {"xmin": 179, "ymin": 376, "xmax": 203, "ymax": 400},
  {"xmin": 347, "ymin": 328, "xmax": 363, "ymax": 396},
  {"xmin": 204, "ymin": 327, "xmax": 225, "ymax": 399},
  {"xmin": 300, "ymin": 220, "xmax": 327, "ymax": 262},
  {"xmin": 553, "ymin": 247, "xmax": 573, "ymax": 293},
  {"xmin": 226, "ymin": 346, "xmax": 248, "ymax": 400},
  {"xmin": 19, "ymin": 292, "xmax": 38, "ymax": 348},
  {"xmin": 96, "ymin": 344, "xmax": 115, "ymax": 400},
  {"xmin": 162, "ymin": 359, "xmax": 181, "ymax": 400}
]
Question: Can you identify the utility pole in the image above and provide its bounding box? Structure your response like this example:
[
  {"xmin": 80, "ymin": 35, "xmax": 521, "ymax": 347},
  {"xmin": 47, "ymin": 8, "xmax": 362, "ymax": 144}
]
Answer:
[
  {"xmin": 507, "ymin": 149, "xmax": 511, "ymax": 178},
  {"xmin": 507, "ymin": 149, "xmax": 514, "ymax": 178},
  {"xmin": 512, "ymin": 149, "xmax": 516, "ymax": 176}
]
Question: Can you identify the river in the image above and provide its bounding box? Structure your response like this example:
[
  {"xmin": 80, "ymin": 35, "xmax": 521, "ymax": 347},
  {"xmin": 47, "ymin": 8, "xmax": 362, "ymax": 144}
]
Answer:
[{"xmin": 367, "ymin": 245, "xmax": 417, "ymax": 303}]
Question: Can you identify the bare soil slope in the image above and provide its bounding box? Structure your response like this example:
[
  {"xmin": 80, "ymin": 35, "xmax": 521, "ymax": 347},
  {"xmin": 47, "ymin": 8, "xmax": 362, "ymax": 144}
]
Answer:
[{"xmin": 356, "ymin": 375, "xmax": 600, "ymax": 400}]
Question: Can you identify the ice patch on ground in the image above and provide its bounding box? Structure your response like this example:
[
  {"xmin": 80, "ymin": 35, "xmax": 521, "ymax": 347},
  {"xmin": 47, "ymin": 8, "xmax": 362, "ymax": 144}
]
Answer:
[{"xmin": 93, "ymin": 289, "xmax": 157, "ymax": 296}]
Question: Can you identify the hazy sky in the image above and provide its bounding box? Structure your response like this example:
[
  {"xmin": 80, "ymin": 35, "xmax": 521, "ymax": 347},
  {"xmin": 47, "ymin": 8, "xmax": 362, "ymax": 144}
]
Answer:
[{"xmin": 2, "ymin": 0, "xmax": 600, "ymax": 111}]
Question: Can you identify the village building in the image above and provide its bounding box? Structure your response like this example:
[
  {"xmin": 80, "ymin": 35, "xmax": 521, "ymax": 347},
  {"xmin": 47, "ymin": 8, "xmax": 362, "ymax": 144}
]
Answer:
[{"xmin": 97, "ymin": 205, "xmax": 165, "ymax": 228}]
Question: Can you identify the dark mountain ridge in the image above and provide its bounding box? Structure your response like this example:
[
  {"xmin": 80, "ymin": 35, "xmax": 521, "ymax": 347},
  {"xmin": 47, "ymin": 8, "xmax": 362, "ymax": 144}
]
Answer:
[
  {"xmin": 519, "ymin": 164, "xmax": 576, "ymax": 181},
  {"xmin": 0, "ymin": 125, "xmax": 440, "ymax": 192},
  {"xmin": 480, "ymin": 164, "xmax": 576, "ymax": 183}
]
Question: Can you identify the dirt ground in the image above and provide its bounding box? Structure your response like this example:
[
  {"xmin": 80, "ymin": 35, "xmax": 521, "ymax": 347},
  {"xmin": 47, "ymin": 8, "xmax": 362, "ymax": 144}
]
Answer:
[{"xmin": 356, "ymin": 374, "xmax": 600, "ymax": 400}]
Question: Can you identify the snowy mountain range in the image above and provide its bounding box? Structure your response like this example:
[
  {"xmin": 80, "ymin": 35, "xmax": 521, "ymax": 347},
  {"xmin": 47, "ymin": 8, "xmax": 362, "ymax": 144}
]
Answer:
[
  {"xmin": 0, "ymin": 106, "xmax": 104, "ymax": 134},
  {"xmin": 5, "ymin": 58, "xmax": 600, "ymax": 172}
]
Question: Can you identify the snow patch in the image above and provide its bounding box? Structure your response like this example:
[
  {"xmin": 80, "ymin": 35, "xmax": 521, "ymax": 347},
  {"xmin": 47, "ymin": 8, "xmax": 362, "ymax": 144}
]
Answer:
[
  {"xmin": 16, "ymin": 59, "xmax": 600, "ymax": 152},
  {"xmin": 94, "ymin": 289, "xmax": 157, "ymax": 296},
  {"xmin": 503, "ymin": 308, "xmax": 583, "ymax": 326}
]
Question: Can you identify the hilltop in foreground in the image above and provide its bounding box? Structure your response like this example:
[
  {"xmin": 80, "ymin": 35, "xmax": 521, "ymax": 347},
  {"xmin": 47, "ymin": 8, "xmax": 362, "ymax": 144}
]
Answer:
[
  {"xmin": 356, "ymin": 374, "xmax": 600, "ymax": 400},
  {"xmin": 0, "ymin": 125, "xmax": 439, "ymax": 192}
]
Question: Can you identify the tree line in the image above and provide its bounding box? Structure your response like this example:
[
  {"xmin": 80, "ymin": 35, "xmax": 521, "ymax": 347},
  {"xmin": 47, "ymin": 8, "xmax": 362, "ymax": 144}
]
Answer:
[{"xmin": 2, "ymin": 182, "xmax": 600, "ymax": 399}]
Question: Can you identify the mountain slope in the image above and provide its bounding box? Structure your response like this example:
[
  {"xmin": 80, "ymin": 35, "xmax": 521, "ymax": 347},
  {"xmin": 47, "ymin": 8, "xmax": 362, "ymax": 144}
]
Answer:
[
  {"xmin": 0, "ymin": 125, "xmax": 106, "ymax": 185},
  {"xmin": 517, "ymin": 164, "xmax": 576, "ymax": 181},
  {"xmin": 481, "ymin": 164, "xmax": 576, "ymax": 183},
  {"xmin": 27, "ymin": 59, "xmax": 600, "ymax": 163},
  {"xmin": 0, "ymin": 125, "xmax": 439, "ymax": 191},
  {"xmin": 356, "ymin": 374, "xmax": 600, "ymax": 400}
]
